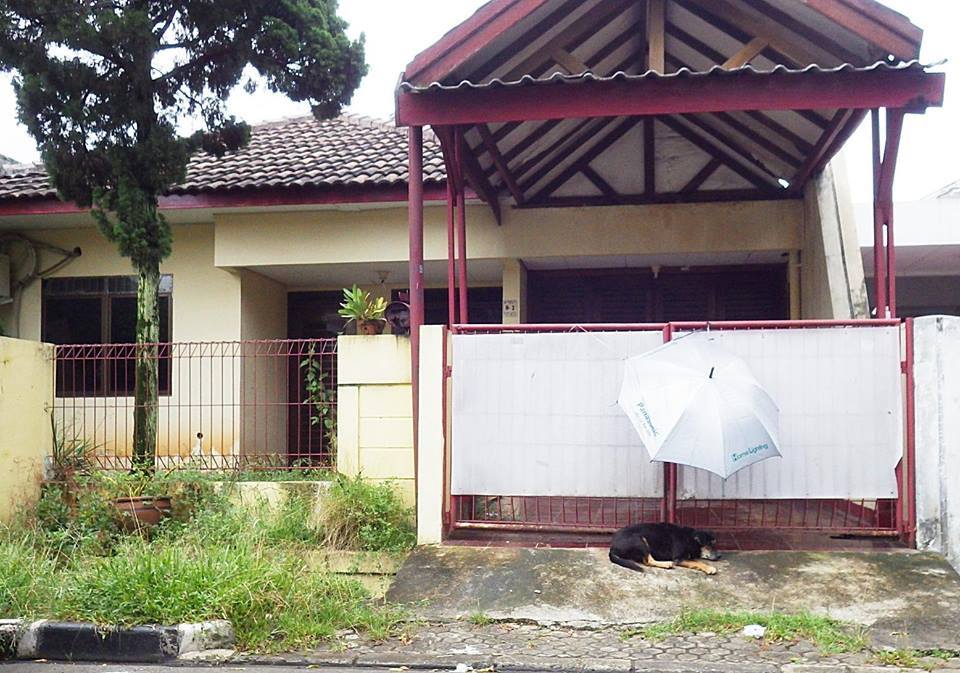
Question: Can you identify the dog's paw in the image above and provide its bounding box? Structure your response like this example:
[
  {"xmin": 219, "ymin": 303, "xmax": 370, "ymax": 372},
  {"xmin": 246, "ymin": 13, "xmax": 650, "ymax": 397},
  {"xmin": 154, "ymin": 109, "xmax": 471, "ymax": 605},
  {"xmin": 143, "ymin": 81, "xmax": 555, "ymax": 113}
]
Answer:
[{"xmin": 704, "ymin": 566, "xmax": 718, "ymax": 575}]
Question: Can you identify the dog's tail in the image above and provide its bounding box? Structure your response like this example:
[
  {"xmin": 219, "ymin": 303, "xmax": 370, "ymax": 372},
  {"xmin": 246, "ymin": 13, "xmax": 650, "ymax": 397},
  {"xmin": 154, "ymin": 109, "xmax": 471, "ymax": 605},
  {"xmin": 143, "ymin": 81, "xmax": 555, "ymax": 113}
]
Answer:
[{"xmin": 609, "ymin": 550, "xmax": 645, "ymax": 573}]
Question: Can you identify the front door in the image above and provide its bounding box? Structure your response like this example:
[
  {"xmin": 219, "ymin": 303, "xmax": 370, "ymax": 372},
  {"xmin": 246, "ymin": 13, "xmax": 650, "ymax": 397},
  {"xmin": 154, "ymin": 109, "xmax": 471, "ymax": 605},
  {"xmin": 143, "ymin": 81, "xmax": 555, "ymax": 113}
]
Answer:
[{"xmin": 527, "ymin": 266, "xmax": 788, "ymax": 323}]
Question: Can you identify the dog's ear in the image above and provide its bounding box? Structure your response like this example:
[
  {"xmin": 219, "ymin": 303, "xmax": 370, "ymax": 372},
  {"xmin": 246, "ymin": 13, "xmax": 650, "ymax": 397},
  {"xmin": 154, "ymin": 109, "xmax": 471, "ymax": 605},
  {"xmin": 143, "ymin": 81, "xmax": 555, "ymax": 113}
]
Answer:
[{"xmin": 692, "ymin": 530, "xmax": 715, "ymax": 545}]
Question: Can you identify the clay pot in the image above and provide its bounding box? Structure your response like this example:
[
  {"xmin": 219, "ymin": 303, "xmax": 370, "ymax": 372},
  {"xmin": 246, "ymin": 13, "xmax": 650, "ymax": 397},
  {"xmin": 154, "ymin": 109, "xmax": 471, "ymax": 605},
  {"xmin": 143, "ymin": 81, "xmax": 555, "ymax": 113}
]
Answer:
[
  {"xmin": 358, "ymin": 319, "xmax": 386, "ymax": 335},
  {"xmin": 113, "ymin": 496, "xmax": 172, "ymax": 533}
]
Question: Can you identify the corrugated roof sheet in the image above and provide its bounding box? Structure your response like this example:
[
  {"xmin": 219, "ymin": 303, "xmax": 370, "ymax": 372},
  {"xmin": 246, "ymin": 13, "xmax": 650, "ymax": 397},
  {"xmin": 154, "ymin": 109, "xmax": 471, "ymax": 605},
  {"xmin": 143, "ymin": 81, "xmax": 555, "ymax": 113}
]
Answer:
[
  {"xmin": 0, "ymin": 114, "xmax": 446, "ymax": 202},
  {"xmin": 399, "ymin": 59, "xmax": 930, "ymax": 93}
]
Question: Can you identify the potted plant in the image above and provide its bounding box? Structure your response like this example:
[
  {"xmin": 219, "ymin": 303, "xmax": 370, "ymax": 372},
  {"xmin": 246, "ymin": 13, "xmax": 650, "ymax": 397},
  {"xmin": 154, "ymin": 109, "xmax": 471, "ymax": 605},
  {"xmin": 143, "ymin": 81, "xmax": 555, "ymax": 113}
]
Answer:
[
  {"xmin": 110, "ymin": 472, "xmax": 173, "ymax": 534},
  {"xmin": 338, "ymin": 284, "xmax": 388, "ymax": 335}
]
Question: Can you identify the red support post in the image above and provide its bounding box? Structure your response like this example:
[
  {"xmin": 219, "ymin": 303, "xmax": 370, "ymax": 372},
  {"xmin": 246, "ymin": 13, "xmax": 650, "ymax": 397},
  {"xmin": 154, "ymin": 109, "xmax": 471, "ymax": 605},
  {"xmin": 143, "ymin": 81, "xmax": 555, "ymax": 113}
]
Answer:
[
  {"xmin": 880, "ymin": 109, "xmax": 905, "ymax": 318},
  {"xmin": 871, "ymin": 109, "xmax": 887, "ymax": 318},
  {"xmin": 886, "ymin": 201, "xmax": 897, "ymax": 318},
  {"xmin": 455, "ymin": 127, "xmax": 470, "ymax": 324},
  {"xmin": 446, "ymin": 148, "xmax": 457, "ymax": 326},
  {"xmin": 662, "ymin": 324, "xmax": 678, "ymax": 524},
  {"xmin": 409, "ymin": 126, "xmax": 425, "ymax": 484},
  {"xmin": 904, "ymin": 317, "xmax": 916, "ymax": 546}
]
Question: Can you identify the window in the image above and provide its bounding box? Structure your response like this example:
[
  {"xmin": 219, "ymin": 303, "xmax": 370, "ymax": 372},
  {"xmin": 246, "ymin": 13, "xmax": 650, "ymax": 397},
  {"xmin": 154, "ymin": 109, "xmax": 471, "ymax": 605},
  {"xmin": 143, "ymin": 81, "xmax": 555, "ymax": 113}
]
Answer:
[
  {"xmin": 392, "ymin": 287, "xmax": 504, "ymax": 325},
  {"xmin": 43, "ymin": 276, "xmax": 173, "ymax": 396}
]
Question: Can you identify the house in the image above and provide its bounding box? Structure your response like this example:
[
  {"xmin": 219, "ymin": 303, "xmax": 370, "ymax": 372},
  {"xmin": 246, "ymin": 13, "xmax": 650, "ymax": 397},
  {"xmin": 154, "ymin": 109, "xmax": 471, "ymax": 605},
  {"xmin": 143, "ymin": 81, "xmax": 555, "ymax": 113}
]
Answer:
[
  {"xmin": 856, "ymin": 177, "xmax": 960, "ymax": 317},
  {"xmin": 0, "ymin": 0, "xmax": 947, "ymax": 545}
]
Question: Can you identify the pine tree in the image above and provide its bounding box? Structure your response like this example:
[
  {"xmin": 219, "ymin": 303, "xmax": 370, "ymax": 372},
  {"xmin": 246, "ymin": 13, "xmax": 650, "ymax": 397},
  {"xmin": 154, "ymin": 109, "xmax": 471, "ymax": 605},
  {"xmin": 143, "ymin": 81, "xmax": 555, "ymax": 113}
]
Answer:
[{"xmin": 0, "ymin": 0, "xmax": 366, "ymax": 469}]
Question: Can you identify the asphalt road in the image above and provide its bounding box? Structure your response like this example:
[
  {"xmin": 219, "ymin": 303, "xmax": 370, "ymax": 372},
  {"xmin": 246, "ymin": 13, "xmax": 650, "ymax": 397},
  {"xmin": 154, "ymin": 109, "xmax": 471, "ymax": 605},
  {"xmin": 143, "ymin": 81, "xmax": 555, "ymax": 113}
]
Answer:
[{"xmin": 4, "ymin": 666, "xmax": 417, "ymax": 673}]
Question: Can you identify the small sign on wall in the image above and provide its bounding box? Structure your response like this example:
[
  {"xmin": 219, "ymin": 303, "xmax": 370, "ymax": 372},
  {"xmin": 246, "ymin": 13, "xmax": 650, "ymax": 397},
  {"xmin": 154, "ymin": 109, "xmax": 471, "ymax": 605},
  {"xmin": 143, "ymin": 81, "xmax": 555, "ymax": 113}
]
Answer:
[{"xmin": 502, "ymin": 299, "xmax": 518, "ymax": 318}]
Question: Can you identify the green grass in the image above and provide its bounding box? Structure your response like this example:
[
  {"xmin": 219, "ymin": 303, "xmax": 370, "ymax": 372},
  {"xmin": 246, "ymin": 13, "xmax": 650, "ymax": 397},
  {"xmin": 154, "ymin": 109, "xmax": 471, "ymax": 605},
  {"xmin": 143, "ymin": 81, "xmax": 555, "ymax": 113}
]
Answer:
[
  {"xmin": 873, "ymin": 648, "xmax": 958, "ymax": 671},
  {"xmin": 319, "ymin": 474, "xmax": 416, "ymax": 552},
  {"xmin": 0, "ymin": 472, "xmax": 411, "ymax": 652},
  {"xmin": 468, "ymin": 612, "xmax": 494, "ymax": 626},
  {"xmin": 623, "ymin": 608, "xmax": 867, "ymax": 654}
]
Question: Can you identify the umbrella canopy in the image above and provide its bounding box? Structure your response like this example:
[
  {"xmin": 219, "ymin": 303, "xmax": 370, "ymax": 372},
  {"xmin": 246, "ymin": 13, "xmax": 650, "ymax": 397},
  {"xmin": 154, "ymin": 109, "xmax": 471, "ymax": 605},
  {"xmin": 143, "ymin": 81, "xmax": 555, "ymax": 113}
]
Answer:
[{"xmin": 618, "ymin": 333, "xmax": 781, "ymax": 479}]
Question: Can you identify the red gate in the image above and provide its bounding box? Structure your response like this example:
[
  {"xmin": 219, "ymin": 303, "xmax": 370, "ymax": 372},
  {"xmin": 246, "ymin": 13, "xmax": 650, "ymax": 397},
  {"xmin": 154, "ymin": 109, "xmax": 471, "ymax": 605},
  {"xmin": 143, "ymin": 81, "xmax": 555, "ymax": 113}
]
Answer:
[{"xmin": 443, "ymin": 320, "xmax": 916, "ymax": 545}]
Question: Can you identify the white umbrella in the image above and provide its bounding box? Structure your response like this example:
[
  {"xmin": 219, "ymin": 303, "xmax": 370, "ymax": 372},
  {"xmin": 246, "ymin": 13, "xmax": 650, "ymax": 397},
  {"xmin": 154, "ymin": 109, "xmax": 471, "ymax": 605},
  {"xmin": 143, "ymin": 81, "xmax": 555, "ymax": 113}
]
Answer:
[{"xmin": 617, "ymin": 332, "xmax": 781, "ymax": 479}]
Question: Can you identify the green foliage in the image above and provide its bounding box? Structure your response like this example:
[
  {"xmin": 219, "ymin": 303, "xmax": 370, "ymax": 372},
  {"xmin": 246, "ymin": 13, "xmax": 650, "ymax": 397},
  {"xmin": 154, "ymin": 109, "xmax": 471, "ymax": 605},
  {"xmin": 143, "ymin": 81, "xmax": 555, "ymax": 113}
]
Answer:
[
  {"xmin": 50, "ymin": 422, "xmax": 99, "ymax": 482},
  {"xmin": 0, "ymin": 536, "xmax": 57, "ymax": 617},
  {"xmin": 1, "ymin": 472, "xmax": 405, "ymax": 651},
  {"xmin": 874, "ymin": 648, "xmax": 958, "ymax": 670},
  {"xmin": 0, "ymin": 0, "xmax": 366, "ymax": 467},
  {"xmin": 300, "ymin": 345, "xmax": 337, "ymax": 452},
  {"xmin": 338, "ymin": 285, "xmax": 387, "ymax": 322},
  {"xmin": 624, "ymin": 608, "xmax": 866, "ymax": 654},
  {"xmin": 320, "ymin": 474, "xmax": 415, "ymax": 552},
  {"xmin": 468, "ymin": 612, "xmax": 494, "ymax": 626}
]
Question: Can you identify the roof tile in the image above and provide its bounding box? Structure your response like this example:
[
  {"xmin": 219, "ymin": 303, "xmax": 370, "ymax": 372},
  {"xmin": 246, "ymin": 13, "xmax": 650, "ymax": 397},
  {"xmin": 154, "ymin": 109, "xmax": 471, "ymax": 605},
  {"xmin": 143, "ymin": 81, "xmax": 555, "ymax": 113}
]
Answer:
[{"xmin": 0, "ymin": 114, "xmax": 446, "ymax": 202}]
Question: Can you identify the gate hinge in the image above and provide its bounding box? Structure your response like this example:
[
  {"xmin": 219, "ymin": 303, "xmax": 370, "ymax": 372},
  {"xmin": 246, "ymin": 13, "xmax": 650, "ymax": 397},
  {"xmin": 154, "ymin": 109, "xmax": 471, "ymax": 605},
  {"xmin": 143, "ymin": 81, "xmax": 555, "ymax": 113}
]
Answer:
[
  {"xmin": 444, "ymin": 365, "xmax": 453, "ymax": 378},
  {"xmin": 900, "ymin": 361, "xmax": 907, "ymax": 374}
]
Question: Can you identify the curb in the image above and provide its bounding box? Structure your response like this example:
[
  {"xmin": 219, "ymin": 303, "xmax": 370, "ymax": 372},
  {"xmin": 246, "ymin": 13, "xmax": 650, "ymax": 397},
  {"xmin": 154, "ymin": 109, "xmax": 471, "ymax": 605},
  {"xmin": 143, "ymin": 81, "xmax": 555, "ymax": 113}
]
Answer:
[
  {"xmin": 231, "ymin": 653, "xmax": 779, "ymax": 673},
  {"xmin": 4, "ymin": 619, "xmax": 234, "ymax": 663}
]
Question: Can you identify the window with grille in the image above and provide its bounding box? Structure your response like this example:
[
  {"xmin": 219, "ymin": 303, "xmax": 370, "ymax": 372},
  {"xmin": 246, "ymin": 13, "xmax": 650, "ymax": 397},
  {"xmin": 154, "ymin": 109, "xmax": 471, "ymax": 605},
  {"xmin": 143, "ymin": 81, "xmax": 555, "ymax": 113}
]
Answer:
[{"xmin": 43, "ymin": 276, "xmax": 173, "ymax": 397}]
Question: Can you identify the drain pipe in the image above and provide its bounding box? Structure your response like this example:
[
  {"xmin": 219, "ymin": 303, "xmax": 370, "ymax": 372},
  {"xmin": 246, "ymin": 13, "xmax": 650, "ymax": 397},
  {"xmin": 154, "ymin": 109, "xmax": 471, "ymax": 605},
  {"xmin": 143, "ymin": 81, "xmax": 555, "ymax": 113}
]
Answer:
[{"xmin": 0, "ymin": 233, "xmax": 81, "ymax": 337}]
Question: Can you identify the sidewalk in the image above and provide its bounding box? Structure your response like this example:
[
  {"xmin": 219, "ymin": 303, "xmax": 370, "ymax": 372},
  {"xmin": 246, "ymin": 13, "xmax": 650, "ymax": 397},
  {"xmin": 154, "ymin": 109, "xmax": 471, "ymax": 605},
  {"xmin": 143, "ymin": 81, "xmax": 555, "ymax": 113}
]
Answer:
[
  {"xmin": 242, "ymin": 620, "xmax": 960, "ymax": 672},
  {"xmin": 385, "ymin": 547, "xmax": 960, "ymax": 650}
]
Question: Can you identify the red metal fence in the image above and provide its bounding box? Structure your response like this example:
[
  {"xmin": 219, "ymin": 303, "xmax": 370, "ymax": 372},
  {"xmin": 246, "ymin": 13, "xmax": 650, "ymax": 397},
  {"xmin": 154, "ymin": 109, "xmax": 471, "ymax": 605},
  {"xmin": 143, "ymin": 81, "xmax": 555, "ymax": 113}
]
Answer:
[
  {"xmin": 447, "ymin": 320, "xmax": 915, "ymax": 541},
  {"xmin": 53, "ymin": 338, "xmax": 338, "ymax": 472}
]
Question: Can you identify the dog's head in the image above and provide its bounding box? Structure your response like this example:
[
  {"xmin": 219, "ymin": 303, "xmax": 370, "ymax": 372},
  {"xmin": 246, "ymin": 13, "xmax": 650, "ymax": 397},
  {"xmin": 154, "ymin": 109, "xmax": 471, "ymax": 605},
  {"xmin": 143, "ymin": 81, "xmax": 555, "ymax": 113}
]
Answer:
[{"xmin": 692, "ymin": 530, "xmax": 721, "ymax": 560}]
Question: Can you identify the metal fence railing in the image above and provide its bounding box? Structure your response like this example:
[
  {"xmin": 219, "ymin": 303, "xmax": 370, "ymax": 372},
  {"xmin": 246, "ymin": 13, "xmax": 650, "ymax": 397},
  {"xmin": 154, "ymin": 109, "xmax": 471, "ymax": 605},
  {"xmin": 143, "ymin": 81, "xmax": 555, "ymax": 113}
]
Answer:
[
  {"xmin": 53, "ymin": 338, "xmax": 338, "ymax": 472},
  {"xmin": 447, "ymin": 320, "xmax": 913, "ymax": 539}
]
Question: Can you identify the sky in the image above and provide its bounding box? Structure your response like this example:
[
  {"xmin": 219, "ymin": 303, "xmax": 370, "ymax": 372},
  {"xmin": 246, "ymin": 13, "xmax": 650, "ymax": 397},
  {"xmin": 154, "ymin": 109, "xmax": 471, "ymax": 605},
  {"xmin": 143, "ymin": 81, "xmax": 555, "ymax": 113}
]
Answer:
[{"xmin": 0, "ymin": 0, "xmax": 956, "ymax": 205}]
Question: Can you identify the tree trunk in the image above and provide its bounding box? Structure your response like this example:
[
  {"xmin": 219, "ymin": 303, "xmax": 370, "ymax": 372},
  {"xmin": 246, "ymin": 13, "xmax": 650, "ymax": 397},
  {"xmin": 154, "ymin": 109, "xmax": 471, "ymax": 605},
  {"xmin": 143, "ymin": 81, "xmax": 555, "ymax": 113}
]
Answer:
[{"xmin": 133, "ymin": 260, "xmax": 160, "ymax": 471}]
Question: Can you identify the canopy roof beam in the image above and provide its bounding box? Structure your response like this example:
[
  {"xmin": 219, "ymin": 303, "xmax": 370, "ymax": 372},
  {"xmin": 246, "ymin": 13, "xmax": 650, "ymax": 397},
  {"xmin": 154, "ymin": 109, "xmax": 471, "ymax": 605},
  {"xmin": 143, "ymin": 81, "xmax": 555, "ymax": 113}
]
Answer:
[{"xmin": 396, "ymin": 67, "xmax": 944, "ymax": 127}]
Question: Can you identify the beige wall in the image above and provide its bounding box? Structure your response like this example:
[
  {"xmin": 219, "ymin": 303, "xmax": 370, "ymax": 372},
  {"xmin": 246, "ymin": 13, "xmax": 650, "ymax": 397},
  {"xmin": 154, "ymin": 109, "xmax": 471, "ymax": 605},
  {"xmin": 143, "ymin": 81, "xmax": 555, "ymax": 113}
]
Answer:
[
  {"xmin": 416, "ymin": 325, "xmax": 447, "ymax": 543},
  {"xmin": 501, "ymin": 259, "xmax": 528, "ymax": 324},
  {"xmin": 336, "ymin": 335, "xmax": 415, "ymax": 506},
  {"xmin": 240, "ymin": 269, "xmax": 288, "ymax": 341},
  {"xmin": 15, "ymin": 222, "xmax": 242, "ymax": 342},
  {"xmin": 0, "ymin": 337, "xmax": 53, "ymax": 523},
  {"xmin": 215, "ymin": 200, "xmax": 803, "ymax": 269},
  {"xmin": 801, "ymin": 162, "xmax": 870, "ymax": 320}
]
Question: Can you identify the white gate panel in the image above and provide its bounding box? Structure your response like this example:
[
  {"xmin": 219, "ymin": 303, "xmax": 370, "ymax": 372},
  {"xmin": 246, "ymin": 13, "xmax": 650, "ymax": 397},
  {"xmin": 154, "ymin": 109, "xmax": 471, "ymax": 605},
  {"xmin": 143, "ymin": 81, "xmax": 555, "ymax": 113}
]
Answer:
[
  {"xmin": 452, "ymin": 331, "xmax": 664, "ymax": 497},
  {"xmin": 677, "ymin": 326, "xmax": 903, "ymax": 499}
]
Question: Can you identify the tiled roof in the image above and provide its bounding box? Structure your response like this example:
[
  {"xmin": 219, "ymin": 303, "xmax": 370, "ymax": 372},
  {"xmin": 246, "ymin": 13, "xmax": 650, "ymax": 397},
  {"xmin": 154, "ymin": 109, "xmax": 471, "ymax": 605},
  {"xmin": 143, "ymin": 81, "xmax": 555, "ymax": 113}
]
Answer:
[{"xmin": 0, "ymin": 114, "xmax": 446, "ymax": 202}]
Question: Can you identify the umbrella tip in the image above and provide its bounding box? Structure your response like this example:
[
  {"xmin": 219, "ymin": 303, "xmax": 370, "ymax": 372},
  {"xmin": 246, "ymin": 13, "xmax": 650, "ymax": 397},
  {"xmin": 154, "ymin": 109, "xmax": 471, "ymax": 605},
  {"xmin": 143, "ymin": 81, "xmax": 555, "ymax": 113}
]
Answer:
[{"xmin": 709, "ymin": 367, "xmax": 715, "ymax": 379}]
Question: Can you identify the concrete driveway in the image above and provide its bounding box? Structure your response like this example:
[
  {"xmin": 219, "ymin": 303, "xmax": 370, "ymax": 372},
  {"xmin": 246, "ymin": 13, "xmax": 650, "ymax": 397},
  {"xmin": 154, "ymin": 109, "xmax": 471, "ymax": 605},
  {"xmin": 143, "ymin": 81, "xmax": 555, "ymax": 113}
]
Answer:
[{"xmin": 387, "ymin": 546, "xmax": 960, "ymax": 650}]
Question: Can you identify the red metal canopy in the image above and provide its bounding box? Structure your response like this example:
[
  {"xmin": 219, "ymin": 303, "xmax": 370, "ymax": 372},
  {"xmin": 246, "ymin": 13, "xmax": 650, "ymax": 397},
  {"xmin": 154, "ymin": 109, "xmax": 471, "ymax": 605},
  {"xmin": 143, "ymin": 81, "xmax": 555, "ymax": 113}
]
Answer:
[
  {"xmin": 396, "ymin": 0, "xmax": 942, "ymax": 209},
  {"xmin": 399, "ymin": 0, "xmax": 946, "ymax": 429}
]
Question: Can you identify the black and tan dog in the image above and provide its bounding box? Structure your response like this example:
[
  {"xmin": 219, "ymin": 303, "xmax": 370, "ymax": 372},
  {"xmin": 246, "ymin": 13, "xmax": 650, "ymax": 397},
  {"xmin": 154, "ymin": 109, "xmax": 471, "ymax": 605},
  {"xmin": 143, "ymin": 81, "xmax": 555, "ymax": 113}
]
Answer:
[{"xmin": 609, "ymin": 523, "xmax": 721, "ymax": 575}]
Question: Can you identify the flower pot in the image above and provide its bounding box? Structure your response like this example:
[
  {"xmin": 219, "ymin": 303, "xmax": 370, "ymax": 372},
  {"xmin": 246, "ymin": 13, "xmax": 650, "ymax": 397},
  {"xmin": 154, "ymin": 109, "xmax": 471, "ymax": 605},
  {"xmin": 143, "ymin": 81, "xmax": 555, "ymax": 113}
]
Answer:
[
  {"xmin": 358, "ymin": 319, "xmax": 386, "ymax": 335},
  {"xmin": 113, "ymin": 495, "xmax": 172, "ymax": 533}
]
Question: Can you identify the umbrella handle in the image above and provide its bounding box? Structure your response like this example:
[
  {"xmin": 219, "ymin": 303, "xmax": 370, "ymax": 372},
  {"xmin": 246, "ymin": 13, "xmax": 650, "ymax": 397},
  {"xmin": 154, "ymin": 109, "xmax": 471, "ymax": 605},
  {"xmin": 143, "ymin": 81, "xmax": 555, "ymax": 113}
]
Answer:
[{"xmin": 709, "ymin": 366, "xmax": 715, "ymax": 379}]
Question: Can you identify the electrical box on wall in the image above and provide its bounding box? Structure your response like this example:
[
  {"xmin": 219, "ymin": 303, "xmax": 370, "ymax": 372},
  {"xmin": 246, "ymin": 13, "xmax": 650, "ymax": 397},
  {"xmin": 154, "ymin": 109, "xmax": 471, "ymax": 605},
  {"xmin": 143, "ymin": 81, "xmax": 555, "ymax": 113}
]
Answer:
[{"xmin": 0, "ymin": 253, "xmax": 10, "ymax": 304}]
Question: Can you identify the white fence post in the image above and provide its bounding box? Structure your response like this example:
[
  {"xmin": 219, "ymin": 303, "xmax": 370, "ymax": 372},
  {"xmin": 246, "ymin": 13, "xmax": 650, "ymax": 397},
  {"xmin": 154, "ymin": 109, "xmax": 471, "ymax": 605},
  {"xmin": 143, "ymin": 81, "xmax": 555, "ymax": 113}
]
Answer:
[{"xmin": 913, "ymin": 316, "xmax": 960, "ymax": 571}]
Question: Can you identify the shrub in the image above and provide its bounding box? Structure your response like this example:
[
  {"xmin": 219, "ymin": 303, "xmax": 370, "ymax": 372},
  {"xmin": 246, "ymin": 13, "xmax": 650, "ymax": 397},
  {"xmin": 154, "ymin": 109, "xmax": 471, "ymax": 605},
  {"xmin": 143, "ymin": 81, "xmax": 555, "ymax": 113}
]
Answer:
[
  {"xmin": 320, "ymin": 474, "xmax": 415, "ymax": 552},
  {"xmin": 56, "ymin": 534, "xmax": 403, "ymax": 650},
  {"xmin": 0, "ymin": 537, "xmax": 57, "ymax": 617}
]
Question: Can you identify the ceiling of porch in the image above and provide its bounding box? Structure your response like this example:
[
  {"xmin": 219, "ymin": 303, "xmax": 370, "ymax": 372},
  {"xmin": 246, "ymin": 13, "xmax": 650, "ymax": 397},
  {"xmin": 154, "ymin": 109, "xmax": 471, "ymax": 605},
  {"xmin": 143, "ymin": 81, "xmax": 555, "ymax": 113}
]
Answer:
[{"xmin": 399, "ymin": 0, "xmax": 928, "ymax": 208}]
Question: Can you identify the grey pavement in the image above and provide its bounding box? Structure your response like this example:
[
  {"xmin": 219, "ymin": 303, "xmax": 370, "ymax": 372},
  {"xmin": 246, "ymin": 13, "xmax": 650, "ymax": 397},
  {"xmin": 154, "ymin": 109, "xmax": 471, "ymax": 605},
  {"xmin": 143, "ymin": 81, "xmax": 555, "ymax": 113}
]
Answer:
[
  {"xmin": 387, "ymin": 547, "xmax": 960, "ymax": 650},
  {"xmin": 293, "ymin": 620, "xmax": 960, "ymax": 672}
]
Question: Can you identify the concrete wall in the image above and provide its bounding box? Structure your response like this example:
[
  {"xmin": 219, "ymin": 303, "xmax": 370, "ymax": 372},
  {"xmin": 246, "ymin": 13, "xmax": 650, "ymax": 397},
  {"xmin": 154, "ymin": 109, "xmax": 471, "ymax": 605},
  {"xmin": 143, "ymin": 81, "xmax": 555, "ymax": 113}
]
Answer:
[
  {"xmin": 336, "ymin": 335, "xmax": 414, "ymax": 506},
  {"xmin": 416, "ymin": 325, "xmax": 446, "ymax": 544},
  {"xmin": 866, "ymin": 276, "xmax": 960, "ymax": 318},
  {"xmin": 15, "ymin": 222, "xmax": 242, "ymax": 342},
  {"xmin": 914, "ymin": 316, "xmax": 960, "ymax": 572},
  {"xmin": 801, "ymin": 161, "xmax": 870, "ymax": 319},
  {"xmin": 0, "ymin": 337, "xmax": 53, "ymax": 523},
  {"xmin": 239, "ymin": 269, "xmax": 288, "ymax": 341},
  {"xmin": 215, "ymin": 200, "xmax": 802, "ymax": 268}
]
